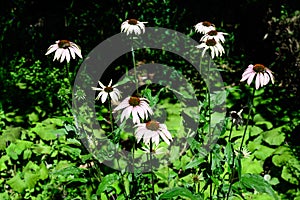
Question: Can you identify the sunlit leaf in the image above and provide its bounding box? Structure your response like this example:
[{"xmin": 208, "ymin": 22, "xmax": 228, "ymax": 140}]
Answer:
[{"xmin": 159, "ymin": 187, "xmax": 202, "ymax": 200}]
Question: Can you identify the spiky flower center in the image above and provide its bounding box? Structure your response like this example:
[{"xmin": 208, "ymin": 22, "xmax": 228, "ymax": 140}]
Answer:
[
  {"xmin": 253, "ymin": 64, "xmax": 266, "ymax": 73},
  {"xmin": 58, "ymin": 40, "xmax": 71, "ymax": 49},
  {"xmin": 230, "ymin": 111, "xmax": 239, "ymax": 119},
  {"xmin": 128, "ymin": 19, "xmax": 138, "ymax": 25},
  {"xmin": 202, "ymin": 21, "xmax": 212, "ymax": 27},
  {"xmin": 129, "ymin": 96, "xmax": 140, "ymax": 106},
  {"xmin": 146, "ymin": 120, "xmax": 160, "ymax": 131},
  {"xmin": 104, "ymin": 87, "xmax": 113, "ymax": 93},
  {"xmin": 206, "ymin": 39, "xmax": 217, "ymax": 46},
  {"xmin": 207, "ymin": 30, "xmax": 218, "ymax": 36}
]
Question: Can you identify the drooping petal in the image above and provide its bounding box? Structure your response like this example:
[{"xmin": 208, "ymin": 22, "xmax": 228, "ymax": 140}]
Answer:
[
  {"xmin": 255, "ymin": 73, "xmax": 261, "ymax": 89},
  {"xmin": 101, "ymin": 92, "xmax": 108, "ymax": 103},
  {"xmin": 45, "ymin": 45, "xmax": 58, "ymax": 55},
  {"xmin": 246, "ymin": 73, "xmax": 256, "ymax": 86}
]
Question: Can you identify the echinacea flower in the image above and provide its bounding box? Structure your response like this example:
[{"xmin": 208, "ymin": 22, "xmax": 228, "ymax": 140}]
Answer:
[
  {"xmin": 113, "ymin": 96, "xmax": 153, "ymax": 124},
  {"xmin": 45, "ymin": 40, "xmax": 82, "ymax": 63},
  {"xmin": 194, "ymin": 21, "xmax": 216, "ymax": 34},
  {"xmin": 196, "ymin": 38, "xmax": 225, "ymax": 58},
  {"xmin": 92, "ymin": 79, "xmax": 121, "ymax": 103},
  {"xmin": 241, "ymin": 147, "xmax": 251, "ymax": 158},
  {"xmin": 240, "ymin": 64, "xmax": 275, "ymax": 90},
  {"xmin": 121, "ymin": 19, "xmax": 147, "ymax": 35},
  {"xmin": 235, "ymin": 147, "xmax": 251, "ymax": 158},
  {"xmin": 135, "ymin": 120, "xmax": 173, "ymax": 146},
  {"xmin": 200, "ymin": 30, "xmax": 227, "ymax": 43},
  {"xmin": 229, "ymin": 108, "xmax": 243, "ymax": 129}
]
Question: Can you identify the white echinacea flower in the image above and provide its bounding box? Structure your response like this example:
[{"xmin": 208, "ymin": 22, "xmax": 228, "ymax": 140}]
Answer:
[
  {"xmin": 121, "ymin": 19, "xmax": 147, "ymax": 35},
  {"xmin": 91, "ymin": 79, "xmax": 122, "ymax": 103},
  {"xmin": 240, "ymin": 64, "xmax": 275, "ymax": 90},
  {"xmin": 196, "ymin": 38, "xmax": 225, "ymax": 58},
  {"xmin": 45, "ymin": 40, "xmax": 82, "ymax": 63},
  {"xmin": 113, "ymin": 96, "xmax": 153, "ymax": 124},
  {"xmin": 200, "ymin": 30, "xmax": 228, "ymax": 43},
  {"xmin": 135, "ymin": 120, "xmax": 173, "ymax": 146},
  {"xmin": 194, "ymin": 21, "xmax": 216, "ymax": 34}
]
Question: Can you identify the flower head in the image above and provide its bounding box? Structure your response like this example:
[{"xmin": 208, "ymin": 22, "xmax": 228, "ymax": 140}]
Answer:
[
  {"xmin": 113, "ymin": 96, "xmax": 153, "ymax": 124},
  {"xmin": 240, "ymin": 64, "xmax": 275, "ymax": 90},
  {"xmin": 229, "ymin": 108, "xmax": 243, "ymax": 129},
  {"xmin": 200, "ymin": 30, "xmax": 227, "ymax": 43},
  {"xmin": 235, "ymin": 147, "xmax": 251, "ymax": 159},
  {"xmin": 92, "ymin": 79, "xmax": 121, "ymax": 103},
  {"xmin": 194, "ymin": 21, "xmax": 216, "ymax": 34},
  {"xmin": 135, "ymin": 120, "xmax": 173, "ymax": 146},
  {"xmin": 121, "ymin": 19, "xmax": 147, "ymax": 35},
  {"xmin": 196, "ymin": 38, "xmax": 225, "ymax": 58},
  {"xmin": 45, "ymin": 40, "xmax": 82, "ymax": 63}
]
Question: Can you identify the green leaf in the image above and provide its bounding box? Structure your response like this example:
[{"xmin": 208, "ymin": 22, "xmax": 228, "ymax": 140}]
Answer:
[
  {"xmin": 282, "ymin": 166, "xmax": 299, "ymax": 185},
  {"xmin": 253, "ymin": 114, "xmax": 273, "ymax": 130},
  {"xmin": 97, "ymin": 173, "xmax": 119, "ymax": 195},
  {"xmin": 32, "ymin": 143, "xmax": 52, "ymax": 155},
  {"xmin": 240, "ymin": 174, "xmax": 279, "ymax": 200},
  {"xmin": 242, "ymin": 159, "xmax": 263, "ymax": 174},
  {"xmin": 159, "ymin": 187, "xmax": 202, "ymax": 200},
  {"xmin": 253, "ymin": 145, "xmax": 274, "ymax": 160},
  {"xmin": 262, "ymin": 126, "xmax": 285, "ymax": 146},
  {"xmin": 6, "ymin": 174, "xmax": 26, "ymax": 193},
  {"xmin": 184, "ymin": 157, "xmax": 205, "ymax": 170},
  {"xmin": 0, "ymin": 155, "xmax": 10, "ymax": 171}
]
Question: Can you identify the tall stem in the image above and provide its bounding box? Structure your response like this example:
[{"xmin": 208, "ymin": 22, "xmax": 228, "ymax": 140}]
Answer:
[
  {"xmin": 226, "ymin": 88, "xmax": 255, "ymax": 200},
  {"xmin": 150, "ymin": 141, "xmax": 155, "ymax": 199},
  {"xmin": 107, "ymin": 96, "xmax": 114, "ymax": 132},
  {"xmin": 131, "ymin": 43, "xmax": 139, "ymax": 94},
  {"xmin": 239, "ymin": 88, "xmax": 255, "ymax": 152},
  {"xmin": 207, "ymin": 57, "xmax": 213, "ymax": 200}
]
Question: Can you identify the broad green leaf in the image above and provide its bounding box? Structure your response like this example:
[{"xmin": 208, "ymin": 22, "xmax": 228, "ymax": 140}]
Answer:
[
  {"xmin": 97, "ymin": 173, "xmax": 119, "ymax": 195},
  {"xmin": 242, "ymin": 159, "xmax": 263, "ymax": 174},
  {"xmin": 159, "ymin": 187, "xmax": 202, "ymax": 200},
  {"xmin": 0, "ymin": 155, "xmax": 10, "ymax": 171},
  {"xmin": 253, "ymin": 114, "xmax": 273, "ymax": 130},
  {"xmin": 6, "ymin": 143, "xmax": 21, "ymax": 160},
  {"xmin": 282, "ymin": 166, "xmax": 299, "ymax": 185},
  {"xmin": 262, "ymin": 127, "xmax": 285, "ymax": 146},
  {"xmin": 248, "ymin": 126, "xmax": 264, "ymax": 136},
  {"xmin": 39, "ymin": 162, "xmax": 49, "ymax": 180},
  {"xmin": 240, "ymin": 174, "xmax": 279, "ymax": 200},
  {"xmin": 254, "ymin": 145, "xmax": 274, "ymax": 160},
  {"xmin": 32, "ymin": 143, "xmax": 52, "ymax": 155},
  {"xmin": 6, "ymin": 174, "xmax": 26, "ymax": 193}
]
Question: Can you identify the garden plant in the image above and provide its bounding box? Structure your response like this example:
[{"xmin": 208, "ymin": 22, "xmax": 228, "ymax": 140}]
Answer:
[{"xmin": 0, "ymin": 0, "xmax": 300, "ymax": 199}]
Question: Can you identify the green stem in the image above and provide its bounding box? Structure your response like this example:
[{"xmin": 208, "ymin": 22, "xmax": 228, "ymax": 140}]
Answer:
[
  {"xmin": 207, "ymin": 57, "xmax": 213, "ymax": 200},
  {"xmin": 108, "ymin": 96, "xmax": 114, "ymax": 132},
  {"xmin": 228, "ymin": 119, "xmax": 234, "ymax": 142},
  {"xmin": 226, "ymin": 88, "xmax": 255, "ymax": 200},
  {"xmin": 239, "ymin": 88, "xmax": 255, "ymax": 152},
  {"xmin": 131, "ymin": 45, "xmax": 139, "ymax": 94},
  {"xmin": 150, "ymin": 141, "xmax": 155, "ymax": 199}
]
